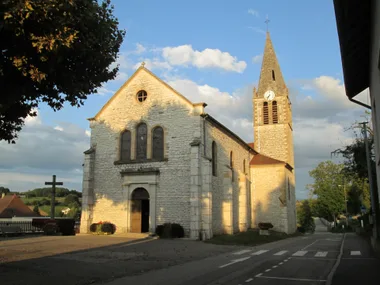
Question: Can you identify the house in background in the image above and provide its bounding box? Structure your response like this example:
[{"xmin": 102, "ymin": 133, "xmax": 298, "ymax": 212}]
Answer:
[
  {"xmin": 0, "ymin": 194, "xmax": 40, "ymax": 218},
  {"xmin": 333, "ymin": 0, "xmax": 380, "ymax": 251}
]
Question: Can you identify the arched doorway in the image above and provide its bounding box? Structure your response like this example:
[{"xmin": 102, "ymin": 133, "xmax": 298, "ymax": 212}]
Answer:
[{"xmin": 131, "ymin": 188, "xmax": 150, "ymax": 233}]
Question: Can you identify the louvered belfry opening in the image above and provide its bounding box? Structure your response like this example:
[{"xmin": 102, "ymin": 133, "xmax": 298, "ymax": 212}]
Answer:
[
  {"xmin": 263, "ymin": 102, "xmax": 269, "ymax": 124},
  {"xmin": 272, "ymin": 101, "xmax": 278, "ymax": 124}
]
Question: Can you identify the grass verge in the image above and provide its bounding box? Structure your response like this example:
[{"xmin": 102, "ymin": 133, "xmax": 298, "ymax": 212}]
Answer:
[{"xmin": 205, "ymin": 229, "xmax": 303, "ymax": 246}]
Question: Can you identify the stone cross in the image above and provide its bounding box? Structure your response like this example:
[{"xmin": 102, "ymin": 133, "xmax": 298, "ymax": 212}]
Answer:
[
  {"xmin": 45, "ymin": 175, "xmax": 63, "ymax": 219},
  {"xmin": 265, "ymin": 15, "xmax": 270, "ymax": 32}
]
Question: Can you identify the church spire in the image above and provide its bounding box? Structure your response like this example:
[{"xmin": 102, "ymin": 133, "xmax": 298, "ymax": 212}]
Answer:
[{"xmin": 256, "ymin": 32, "xmax": 287, "ymax": 97}]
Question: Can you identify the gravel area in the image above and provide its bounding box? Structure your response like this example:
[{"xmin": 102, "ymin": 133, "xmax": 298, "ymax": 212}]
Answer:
[{"xmin": 0, "ymin": 235, "xmax": 240, "ymax": 285}]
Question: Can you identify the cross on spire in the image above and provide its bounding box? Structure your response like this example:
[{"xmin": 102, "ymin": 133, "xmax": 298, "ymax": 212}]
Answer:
[{"xmin": 265, "ymin": 15, "xmax": 270, "ymax": 32}]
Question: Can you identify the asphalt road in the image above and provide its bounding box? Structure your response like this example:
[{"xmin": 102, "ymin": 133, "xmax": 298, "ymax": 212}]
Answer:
[{"xmin": 104, "ymin": 230, "xmax": 380, "ymax": 285}]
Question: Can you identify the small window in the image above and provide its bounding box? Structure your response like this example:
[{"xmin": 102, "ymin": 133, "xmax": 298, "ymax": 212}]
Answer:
[
  {"xmin": 230, "ymin": 151, "xmax": 234, "ymax": 182},
  {"xmin": 243, "ymin": 159, "xmax": 246, "ymax": 174},
  {"xmin": 212, "ymin": 141, "xmax": 217, "ymax": 176},
  {"xmin": 136, "ymin": 123, "xmax": 147, "ymax": 160},
  {"xmin": 263, "ymin": 102, "xmax": 269, "ymax": 124},
  {"xmin": 137, "ymin": 90, "xmax": 148, "ymax": 102},
  {"xmin": 272, "ymin": 101, "xmax": 278, "ymax": 124},
  {"xmin": 272, "ymin": 70, "xmax": 276, "ymax": 81},
  {"xmin": 287, "ymin": 178, "xmax": 291, "ymax": 200},
  {"xmin": 120, "ymin": 130, "xmax": 131, "ymax": 161},
  {"xmin": 152, "ymin": 126, "xmax": 164, "ymax": 160}
]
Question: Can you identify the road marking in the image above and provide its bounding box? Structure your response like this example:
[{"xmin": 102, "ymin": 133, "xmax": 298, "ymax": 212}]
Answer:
[
  {"xmin": 219, "ymin": 256, "xmax": 251, "ymax": 268},
  {"xmin": 245, "ymin": 278, "xmax": 253, "ymax": 282},
  {"xmin": 274, "ymin": 250, "xmax": 287, "ymax": 255},
  {"xmin": 233, "ymin": 249, "xmax": 252, "ymax": 255},
  {"xmin": 302, "ymin": 240, "xmax": 319, "ymax": 250},
  {"xmin": 272, "ymin": 265, "xmax": 278, "ymax": 268},
  {"xmin": 278, "ymin": 262, "xmax": 284, "ymax": 265},
  {"xmin": 350, "ymin": 251, "xmax": 361, "ymax": 256},
  {"xmin": 255, "ymin": 273, "xmax": 263, "ymax": 277},
  {"xmin": 265, "ymin": 269, "xmax": 271, "ymax": 272},
  {"xmin": 326, "ymin": 233, "xmax": 346, "ymax": 285},
  {"xmin": 292, "ymin": 250, "xmax": 308, "ymax": 256},
  {"xmin": 315, "ymin": 251, "xmax": 328, "ymax": 257},
  {"xmin": 256, "ymin": 276, "xmax": 326, "ymax": 282},
  {"xmin": 251, "ymin": 249, "xmax": 269, "ymax": 255}
]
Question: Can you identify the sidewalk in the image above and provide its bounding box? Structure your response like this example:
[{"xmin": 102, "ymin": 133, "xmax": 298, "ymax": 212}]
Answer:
[{"xmin": 332, "ymin": 233, "xmax": 380, "ymax": 285}]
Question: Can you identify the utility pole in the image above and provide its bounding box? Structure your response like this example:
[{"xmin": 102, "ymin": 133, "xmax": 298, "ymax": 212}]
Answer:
[{"xmin": 359, "ymin": 122, "xmax": 380, "ymax": 238}]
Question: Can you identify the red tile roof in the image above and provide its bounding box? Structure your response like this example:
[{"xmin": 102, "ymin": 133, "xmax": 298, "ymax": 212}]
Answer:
[
  {"xmin": 0, "ymin": 195, "xmax": 40, "ymax": 218},
  {"xmin": 248, "ymin": 142, "xmax": 255, "ymax": 149},
  {"xmin": 250, "ymin": 154, "xmax": 285, "ymax": 166}
]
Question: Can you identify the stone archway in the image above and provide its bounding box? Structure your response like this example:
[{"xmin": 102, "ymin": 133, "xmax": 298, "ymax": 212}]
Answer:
[{"xmin": 130, "ymin": 187, "xmax": 150, "ymax": 233}]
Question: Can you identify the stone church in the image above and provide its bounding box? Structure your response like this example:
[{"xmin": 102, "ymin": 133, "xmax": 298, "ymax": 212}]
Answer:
[{"xmin": 80, "ymin": 32, "xmax": 296, "ymax": 239}]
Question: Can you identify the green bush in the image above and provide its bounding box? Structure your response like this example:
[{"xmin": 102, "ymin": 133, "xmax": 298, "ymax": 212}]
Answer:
[
  {"xmin": 90, "ymin": 223, "xmax": 98, "ymax": 233},
  {"xmin": 101, "ymin": 222, "xmax": 116, "ymax": 234},
  {"xmin": 155, "ymin": 223, "xmax": 185, "ymax": 238}
]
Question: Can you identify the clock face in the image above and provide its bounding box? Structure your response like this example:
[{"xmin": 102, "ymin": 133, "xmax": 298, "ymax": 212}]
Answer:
[{"xmin": 264, "ymin": 90, "xmax": 275, "ymax": 101}]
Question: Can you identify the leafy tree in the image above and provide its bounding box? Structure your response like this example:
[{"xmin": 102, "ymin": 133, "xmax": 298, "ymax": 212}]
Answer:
[
  {"xmin": 32, "ymin": 205, "xmax": 40, "ymax": 215},
  {"xmin": 1, "ymin": 0, "xmax": 125, "ymax": 143},
  {"xmin": 64, "ymin": 194, "xmax": 80, "ymax": 207},
  {"xmin": 0, "ymin": 186, "xmax": 10, "ymax": 195},
  {"xmin": 308, "ymin": 161, "xmax": 345, "ymax": 222},
  {"xmin": 297, "ymin": 200, "xmax": 315, "ymax": 233}
]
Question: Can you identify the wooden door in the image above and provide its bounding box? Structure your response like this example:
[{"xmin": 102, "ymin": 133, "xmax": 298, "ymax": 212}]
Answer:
[{"xmin": 131, "ymin": 200, "xmax": 142, "ymax": 233}]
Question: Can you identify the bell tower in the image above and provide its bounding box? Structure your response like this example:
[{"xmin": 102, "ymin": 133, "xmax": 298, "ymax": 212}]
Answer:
[{"xmin": 253, "ymin": 32, "xmax": 294, "ymax": 167}]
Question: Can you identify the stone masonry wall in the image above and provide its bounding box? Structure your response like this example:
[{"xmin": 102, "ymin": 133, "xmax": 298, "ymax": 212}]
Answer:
[
  {"xmin": 88, "ymin": 68, "xmax": 202, "ymax": 235},
  {"xmin": 251, "ymin": 164, "xmax": 289, "ymax": 233},
  {"xmin": 203, "ymin": 118, "xmax": 252, "ymax": 235}
]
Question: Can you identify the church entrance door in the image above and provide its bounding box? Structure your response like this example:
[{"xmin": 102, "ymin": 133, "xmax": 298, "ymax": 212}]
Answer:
[{"xmin": 131, "ymin": 188, "xmax": 150, "ymax": 233}]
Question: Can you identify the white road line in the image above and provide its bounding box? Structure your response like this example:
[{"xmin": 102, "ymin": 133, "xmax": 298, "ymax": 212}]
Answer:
[
  {"xmin": 265, "ymin": 269, "xmax": 271, "ymax": 272},
  {"xmin": 315, "ymin": 251, "xmax": 328, "ymax": 257},
  {"xmin": 274, "ymin": 250, "xmax": 287, "ymax": 255},
  {"xmin": 251, "ymin": 250, "xmax": 269, "ymax": 255},
  {"xmin": 245, "ymin": 278, "xmax": 253, "ymax": 282},
  {"xmin": 350, "ymin": 251, "xmax": 361, "ymax": 256},
  {"xmin": 302, "ymin": 240, "xmax": 319, "ymax": 250},
  {"xmin": 255, "ymin": 273, "xmax": 263, "ymax": 277},
  {"xmin": 272, "ymin": 265, "xmax": 278, "ymax": 268},
  {"xmin": 326, "ymin": 233, "xmax": 346, "ymax": 285},
  {"xmin": 233, "ymin": 249, "xmax": 252, "ymax": 255},
  {"xmin": 278, "ymin": 262, "xmax": 284, "ymax": 265},
  {"xmin": 218, "ymin": 256, "xmax": 251, "ymax": 268},
  {"xmin": 292, "ymin": 250, "xmax": 308, "ymax": 256},
  {"xmin": 256, "ymin": 276, "xmax": 326, "ymax": 282}
]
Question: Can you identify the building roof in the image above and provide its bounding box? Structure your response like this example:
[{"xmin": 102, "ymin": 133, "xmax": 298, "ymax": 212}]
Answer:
[
  {"xmin": 333, "ymin": 0, "xmax": 371, "ymax": 102},
  {"xmin": 0, "ymin": 195, "xmax": 39, "ymax": 218},
  {"xmin": 248, "ymin": 142, "xmax": 254, "ymax": 149},
  {"xmin": 250, "ymin": 154, "xmax": 293, "ymax": 171}
]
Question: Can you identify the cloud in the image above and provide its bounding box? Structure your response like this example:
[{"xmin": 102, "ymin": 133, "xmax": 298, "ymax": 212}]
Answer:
[
  {"xmin": 252, "ymin": 54, "xmax": 263, "ymax": 64},
  {"xmin": 248, "ymin": 9, "xmax": 259, "ymax": 17},
  {"xmin": 162, "ymin": 45, "xmax": 247, "ymax": 73},
  {"xmin": 135, "ymin": 43, "xmax": 146, "ymax": 54},
  {"xmin": 133, "ymin": 58, "xmax": 173, "ymax": 71},
  {"xmin": 248, "ymin": 26, "xmax": 266, "ymax": 35},
  {"xmin": 96, "ymin": 86, "xmax": 115, "ymax": 96}
]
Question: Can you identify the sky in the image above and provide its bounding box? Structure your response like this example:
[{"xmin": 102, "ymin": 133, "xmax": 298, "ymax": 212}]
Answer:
[{"xmin": 0, "ymin": 0, "xmax": 371, "ymax": 199}]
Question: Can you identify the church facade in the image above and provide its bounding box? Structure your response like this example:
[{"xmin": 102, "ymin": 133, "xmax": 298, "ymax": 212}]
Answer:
[{"xmin": 80, "ymin": 32, "xmax": 297, "ymax": 239}]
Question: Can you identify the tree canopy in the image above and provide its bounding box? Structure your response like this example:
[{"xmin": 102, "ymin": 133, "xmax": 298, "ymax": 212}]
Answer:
[{"xmin": 1, "ymin": 0, "xmax": 125, "ymax": 143}]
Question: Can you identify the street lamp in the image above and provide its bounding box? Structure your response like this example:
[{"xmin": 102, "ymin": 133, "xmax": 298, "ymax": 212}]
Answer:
[{"xmin": 338, "ymin": 182, "xmax": 349, "ymax": 227}]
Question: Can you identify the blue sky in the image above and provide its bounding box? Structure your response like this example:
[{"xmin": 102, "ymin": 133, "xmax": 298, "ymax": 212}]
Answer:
[{"xmin": 0, "ymin": 0, "xmax": 369, "ymax": 198}]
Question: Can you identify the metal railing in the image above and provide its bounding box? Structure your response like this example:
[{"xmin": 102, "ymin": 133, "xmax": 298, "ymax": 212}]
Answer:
[{"xmin": 0, "ymin": 221, "xmax": 43, "ymax": 234}]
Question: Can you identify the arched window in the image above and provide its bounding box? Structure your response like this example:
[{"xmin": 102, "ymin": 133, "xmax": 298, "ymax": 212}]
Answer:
[
  {"xmin": 152, "ymin": 126, "xmax": 164, "ymax": 160},
  {"xmin": 243, "ymin": 159, "xmax": 246, "ymax": 174},
  {"xmin": 263, "ymin": 102, "xmax": 269, "ymax": 124},
  {"xmin": 120, "ymin": 130, "xmax": 131, "ymax": 161},
  {"xmin": 136, "ymin": 123, "xmax": 147, "ymax": 160},
  {"xmin": 230, "ymin": 151, "xmax": 234, "ymax": 182},
  {"xmin": 212, "ymin": 141, "xmax": 217, "ymax": 176},
  {"xmin": 272, "ymin": 101, "xmax": 278, "ymax": 124}
]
